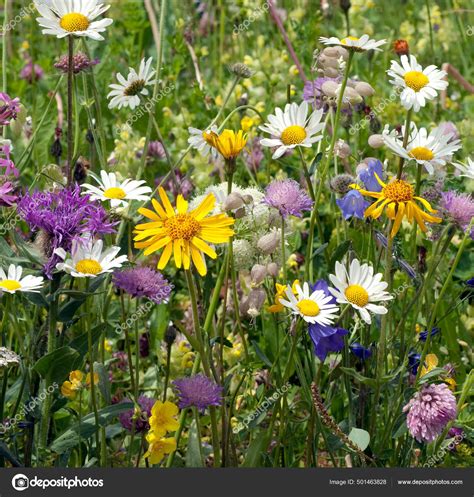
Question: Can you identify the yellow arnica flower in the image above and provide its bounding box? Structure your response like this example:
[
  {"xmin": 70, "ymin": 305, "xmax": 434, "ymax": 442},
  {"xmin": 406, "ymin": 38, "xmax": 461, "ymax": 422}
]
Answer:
[
  {"xmin": 420, "ymin": 353, "xmax": 438, "ymax": 377},
  {"xmin": 149, "ymin": 400, "xmax": 180, "ymax": 438},
  {"xmin": 134, "ymin": 187, "xmax": 234, "ymax": 276},
  {"xmin": 353, "ymin": 174, "xmax": 441, "ymax": 238},
  {"xmin": 268, "ymin": 280, "xmax": 300, "ymax": 313},
  {"xmin": 208, "ymin": 129, "xmax": 247, "ymax": 160},
  {"xmin": 144, "ymin": 433, "xmax": 177, "ymax": 465},
  {"xmin": 61, "ymin": 370, "xmax": 84, "ymax": 399}
]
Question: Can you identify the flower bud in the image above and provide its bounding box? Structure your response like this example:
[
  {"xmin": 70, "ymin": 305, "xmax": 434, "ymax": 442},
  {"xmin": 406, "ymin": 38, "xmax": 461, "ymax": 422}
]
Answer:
[
  {"xmin": 393, "ymin": 39, "xmax": 409, "ymax": 56},
  {"xmin": 318, "ymin": 55, "xmax": 339, "ymax": 69},
  {"xmin": 368, "ymin": 134, "xmax": 385, "ymax": 148},
  {"xmin": 330, "ymin": 173, "xmax": 355, "ymax": 194},
  {"xmin": 230, "ymin": 63, "xmax": 252, "ymax": 79},
  {"xmin": 334, "ymin": 139, "xmax": 351, "ymax": 159},
  {"xmin": 321, "ymin": 80, "xmax": 339, "ymax": 98},
  {"xmin": 266, "ymin": 262, "xmax": 279, "ymax": 277},
  {"xmin": 322, "ymin": 47, "xmax": 340, "ymax": 58},
  {"xmin": 332, "ymin": 46, "xmax": 349, "ymax": 60},
  {"xmin": 223, "ymin": 192, "xmax": 245, "ymax": 211},
  {"xmin": 354, "ymin": 82, "xmax": 375, "ymax": 97},
  {"xmin": 257, "ymin": 230, "xmax": 280, "ymax": 255},
  {"xmin": 342, "ymin": 86, "xmax": 363, "ymax": 104},
  {"xmin": 246, "ymin": 288, "xmax": 266, "ymax": 317},
  {"xmin": 250, "ymin": 264, "xmax": 267, "ymax": 285},
  {"xmin": 234, "ymin": 207, "xmax": 246, "ymax": 219},
  {"xmin": 242, "ymin": 194, "xmax": 254, "ymax": 204}
]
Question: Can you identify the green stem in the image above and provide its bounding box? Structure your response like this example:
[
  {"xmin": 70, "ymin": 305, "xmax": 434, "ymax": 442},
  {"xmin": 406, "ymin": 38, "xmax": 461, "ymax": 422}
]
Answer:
[
  {"xmin": 281, "ymin": 216, "xmax": 287, "ymax": 282},
  {"xmin": 66, "ymin": 35, "xmax": 74, "ymax": 185},
  {"xmin": 397, "ymin": 108, "xmax": 412, "ymax": 179}
]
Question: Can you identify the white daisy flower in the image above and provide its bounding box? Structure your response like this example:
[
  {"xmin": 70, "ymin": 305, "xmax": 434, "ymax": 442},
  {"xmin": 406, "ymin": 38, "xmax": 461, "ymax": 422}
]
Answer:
[
  {"xmin": 328, "ymin": 259, "xmax": 393, "ymax": 325},
  {"xmin": 54, "ymin": 237, "xmax": 128, "ymax": 278},
  {"xmin": 453, "ymin": 157, "xmax": 474, "ymax": 180},
  {"xmin": 319, "ymin": 34, "xmax": 386, "ymax": 52},
  {"xmin": 187, "ymin": 125, "xmax": 219, "ymax": 158},
  {"xmin": 0, "ymin": 264, "xmax": 44, "ymax": 294},
  {"xmin": 259, "ymin": 101, "xmax": 325, "ymax": 159},
  {"xmin": 34, "ymin": 0, "xmax": 113, "ymax": 41},
  {"xmin": 107, "ymin": 58, "xmax": 156, "ymax": 110},
  {"xmin": 279, "ymin": 281, "xmax": 339, "ymax": 325},
  {"xmin": 383, "ymin": 123, "xmax": 462, "ymax": 174},
  {"xmin": 387, "ymin": 55, "xmax": 448, "ymax": 112},
  {"xmin": 81, "ymin": 170, "xmax": 152, "ymax": 208}
]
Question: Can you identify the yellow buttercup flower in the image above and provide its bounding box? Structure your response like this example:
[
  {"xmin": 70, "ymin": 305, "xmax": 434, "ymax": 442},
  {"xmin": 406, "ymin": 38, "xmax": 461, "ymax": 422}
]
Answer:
[
  {"xmin": 85, "ymin": 372, "xmax": 99, "ymax": 387},
  {"xmin": 420, "ymin": 353, "xmax": 438, "ymax": 377},
  {"xmin": 61, "ymin": 370, "xmax": 84, "ymax": 399},
  {"xmin": 144, "ymin": 433, "xmax": 177, "ymax": 465},
  {"xmin": 134, "ymin": 187, "xmax": 235, "ymax": 276},
  {"xmin": 240, "ymin": 116, "xmax": 255, "ymax": 132},
  {"xmin": 353, "ymin": 174, "xmax": 441, "ymax": 238},
  {"xmin": 268, "ymin": 280, "xmax": 300, "ymax": 313},
  {"xmin": 148, "ymin": 400, "xmax": 180, "ymax": 438},
  {"xmin": 208, "ymin": 129, "xmax": 247, "ymax": 160}
]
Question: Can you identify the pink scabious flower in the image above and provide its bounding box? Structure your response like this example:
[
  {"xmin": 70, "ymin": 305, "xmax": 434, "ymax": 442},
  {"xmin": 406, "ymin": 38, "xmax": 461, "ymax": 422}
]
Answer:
[
  {"xmin": 0, "ymin": 93, "xmax": 20, "ymax": 126},
  {"xmin": 264, "ymin": 179, "xmax": 313, "ymax": 218},
  {"xmin": 440, "ymin": 191, "xmax": 474, "ymax": 236},
  {"xmin": 0, "ymin": 182, "xmax": 17, "ymax": 206},
  {"xmin": 403, "ymin": 383, "xmax": 457, "ymax": 443},
  {"xmin": 0, "ymin": 141, "xmax": 19, "ymax": 177}
]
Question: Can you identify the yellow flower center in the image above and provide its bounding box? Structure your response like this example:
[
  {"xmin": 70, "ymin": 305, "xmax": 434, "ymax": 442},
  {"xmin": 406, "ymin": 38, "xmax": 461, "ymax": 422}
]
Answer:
[
  {"xmin": 59, "ymin": 13, "xmax": 90, "ymax": 32},
  {"xmin": 408, "ymin": 146, "xmax": 434, "ymax": 161},
  {"xmin": 280, "ymin": 125, "xmax": 307, "ymax": 146},
  {"xmin": 75, "ymin": 259, "xmax": 103, "ymax": 275},
  {"xmin": 296, "ymin": 299, "xmax": 320, "ymax": 317},
  {"xmin": 344, "ymin": 285, "xmax": 369, "ymax": 307},
  {"xmin": 124, "ymin": 79, "xmax": 146, "ymax": 96},
  {"xmin": 0, "ymin": 280, "xmax": 21, "ymax": 291},
  {"xmin": 103, "ymin": 187, "xmax": 127, "ymax": 199},
  {"xmin": 341, "ymin": 36, "xmax": 359, "ymax": 44},
  {"xmin": 403, "ymin": 71, "xmax": 429, "ymax": 92},
  {"xmin": 382, "ymin": 179, "xmax": 414, "ymax": 203},
  {"xmin": 164, "ymin": 214, "xmax": 201, "ymax": 241}
]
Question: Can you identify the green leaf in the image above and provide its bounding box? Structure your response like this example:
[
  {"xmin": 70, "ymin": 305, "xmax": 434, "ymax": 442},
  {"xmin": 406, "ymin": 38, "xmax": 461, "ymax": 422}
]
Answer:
[
  {"xmin": 68, "ymin": 325, "xmax": 103, "ymax": 357},
  {"xmin": 348, "ymin": 428, "xmax": 370, "ymax": 451},
  {"xmin": 25, "ymin": 292, "xmax": 49, "ymax": 308},
  {"xmin": 251, "ymin": 340, "xmax": 272, "ymax": 367},
  {"xmin": 33, "ymin": 346, "xmax": 80, "ymax": 383},
  {"xmin": 95, "ymin": 362, "xmax": 111, "ymax": 405},
  {"xmin": 418, "ymin": 367, "xmax": 448, "ymax": 383},
  {"xmin": 58, "ymin": 298, "xmax": 86, "ymax": 323},
  {"xmin": 340, "ymin": 367, "xmax": 377, "ymax": 388},
  {"xmin": 50, "ymin": 402, "xmax": 133, "ymax": 454},
  {"xmin": 185, "ymin": 419, "xmax": 204, "ymax": 467},
  {"xmin": 243, "ymin": 432, "xmax": 266, "ymax": 467},
  {"xmin": 309, "ymin": 152, "xmax": 323, "ymax": 175},
  {"xmin": 330, "ymin": 240, "xmax": 352, "ymax": 270}
]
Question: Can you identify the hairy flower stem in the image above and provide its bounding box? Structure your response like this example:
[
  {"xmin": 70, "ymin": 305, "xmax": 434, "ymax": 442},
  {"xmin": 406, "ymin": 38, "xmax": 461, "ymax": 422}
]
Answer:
[
  {"xmin": 66, "ymin": 36, "xmax": 74, "ymax": 185},
  {"xmin": 281, "ymin": 216, "xmax": 287, "ymax": 282},
  {"xmin": 39, "ymin": 277, "xmax": 60, "ymax": 458},
  {"xmin": 184, "ymin": 269, "xmax": 221, "ymax": 466},
  {"xmin": 397, "ymin": 108, "xmax": 412, "ymax": 179},
  {"xmin": 416, "ymin": 220, "xmax": 474, "ymax": 384}
]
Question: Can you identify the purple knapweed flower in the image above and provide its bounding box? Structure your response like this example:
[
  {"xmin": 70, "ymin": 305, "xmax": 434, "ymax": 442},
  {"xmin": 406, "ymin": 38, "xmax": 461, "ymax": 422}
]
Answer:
[
  {"xmin": 173, "ymin": 374, "xmax": 223, "ymax": 412},
  {"xmin": 440, "ymin": 191, "xmax": 474, "ymax": 238},
  {"xmin": 118, "ymin": 396, "xmax": 155, "ymax": 433}
]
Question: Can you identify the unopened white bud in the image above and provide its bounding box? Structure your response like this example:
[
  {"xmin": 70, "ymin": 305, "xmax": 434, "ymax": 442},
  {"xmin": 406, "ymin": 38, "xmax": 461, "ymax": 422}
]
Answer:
[
  {"xmin": 355, "ymin": 82, "xmax": 375, "ymax": 97},
  {"xmin": 368, "ymin": 134, "xmax": 385, "ymax": 149}
]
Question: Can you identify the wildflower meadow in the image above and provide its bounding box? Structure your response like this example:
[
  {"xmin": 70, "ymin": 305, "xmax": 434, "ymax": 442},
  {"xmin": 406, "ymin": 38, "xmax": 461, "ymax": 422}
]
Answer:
[{"xmin": 0, "ymin": 0, "xmax": 473, "ymax": 473}]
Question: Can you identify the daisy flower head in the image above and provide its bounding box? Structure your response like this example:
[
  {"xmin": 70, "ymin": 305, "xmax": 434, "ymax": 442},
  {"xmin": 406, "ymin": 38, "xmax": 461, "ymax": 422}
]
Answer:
[
  {"xmin": 279, "ymin": 281, "xmax": 339, "ymax": 325},
  {"xmin": 81, "ymin": 170, "xmax": 152, "ymax": 208},
  {"xmin": 133, "ymin": 187, "xmax": 235, "ymax": 276},
  {"xmin": 54, "ymin": 236, "xmax": 128, "ymax": 278},
  {"xmin": 319, "ymin": 34, "xmax": 386, "ymax": 52},
  {"xmin": 0, "ymin": 264, "xmax": 44, "ymax": 294},
  {"xmin": 384, "ymin": 123, "xmax": 462, "ymax": 175},
  {"xmin": 328, "ymin": 259, "xmax": 393, "ymax": 324},
  {"xmin": 187, "ymin": 125, "xmax": 219, "ymax": 158},
  {"xmin": 208, "ymin": 129, "xmax": 247, "ymax": 161},
  {"xmin": 387, "ymin": 55, "xmax": 448, "ymax": 112},
  {"xmin": 453, "ymin": 157, "xmax": 474, "ymax": 180},
  {"xmin": 259, "ymin": 101, "xmax": 325, "ymax": 159},
  {"xmin": 353, "ymin": 175, "xmax": 442, "ymax": 238},
  {"xmin": 107, "ymin": 57, "xmax": 156, "ymax": 110},
  {"xmin": 34, "ymin": 0, "xmax": 113, "ymax": 40}
]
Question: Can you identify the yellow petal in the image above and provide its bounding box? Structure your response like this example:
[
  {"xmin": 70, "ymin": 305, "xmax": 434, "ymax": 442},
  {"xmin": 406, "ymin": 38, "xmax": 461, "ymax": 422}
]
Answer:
[
  {"xmin": 158, "ymin": 187, "xmax": 175, "ymax": 217},
  {"xmin": 191, "ymin": 246, "xmax": 207, "ymax": 276},
  {"xmin": 157, "ymin": 242, "xmax": 173, "ymax": 269}
]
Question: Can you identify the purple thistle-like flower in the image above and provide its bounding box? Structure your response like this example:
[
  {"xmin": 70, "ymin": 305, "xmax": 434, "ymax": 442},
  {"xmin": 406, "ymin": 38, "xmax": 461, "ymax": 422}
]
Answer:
[
  {"xmin": 303, "ymin": 77, "xmax": 338, "ymax": 109},
  {"xmin": 0, "ymin": 93, "xmax": 20, "ymax": 126},
  {"xmin": 18, "ymin": 186, "xmax": 116, "ymax": 277},
  {"xmin": 336, "ymin": 190, "xmax": 369, "ymax": 220},
  {"xmin": 440, "ymin": 191, "xmax": 474, "ymax": 237},
  {"xmin": 54, "ymin": 52, "xmax": 100, "ymax": 74},
  {"xmin": 308, "ymin": 280, "xmax": 348, "ymax": 361},
  {"xmin": 146, "ymin": 140, "xmax": 166, "ymax": 160},
  {"xmin": 403, "ymin": 383, "xmax": 457, "ymax": 443},
  {"xmin": 0, "ymin": 182, "xmax": 17, "ymax": 206},
  {"xmin": 243, "ymin": 137, "xmax": 264, "ymax": 173},
  {"xmin": 173, "ymin": 374, "xmax": 223, "ymax": 412},
  {"xmin": 118, "ymin": 396, "xmax": 155, "ymax": 433},
  {"xmin": 0, "ymin": 141, "xmax": 19, "ymax": 177},
  {"xmin": 264, "ymin": 179, "xmax": 313, "ymax": 218},
  {"xmin": 113, "ymin": 266, "xmax": 172, "ymax": 304},
  {"xmin": 20, "ymin": 60, "xmax": 44, "ymax": 83}
]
